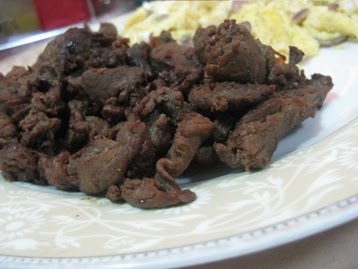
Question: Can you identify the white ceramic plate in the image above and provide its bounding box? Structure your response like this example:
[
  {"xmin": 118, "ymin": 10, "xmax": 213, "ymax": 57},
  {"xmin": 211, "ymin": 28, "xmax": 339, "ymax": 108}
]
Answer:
[{"xmin": 0, "ymin": 38, "xmax": 357, "ymax": 269}]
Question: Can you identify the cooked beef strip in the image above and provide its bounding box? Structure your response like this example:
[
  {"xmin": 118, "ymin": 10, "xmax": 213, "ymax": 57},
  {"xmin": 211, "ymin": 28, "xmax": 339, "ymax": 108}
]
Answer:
[
  {"xmin": 19, "ymin": 108, "xmax": 61, "ymax": 155},
  {"xmin": 0, "ymin": 112, "xmax": 17, "ymax": 148},
  {"xmin": 193, "ymin": 146, "xmax": 219, "ymax": 165},
  {"xmin": 38, "ymin": 151, "xmax": 78, "ymax": 190},
  {"xmin": 156, "ymin": 112, "xmax": 215, "ymax": 188},
  {"xmin": 0, "ymin": 67, "xmax": 33, "ymax": 122},
  {"xmin": 120, "ymin": 177, "xmax": 196, "ymax": 209},
  {"xmin": 0, "ymin": 143, "xmax": 43, "ymax": 184},
  {"xmin": 212, "ymin": 114, "xmax": 236, "ymax": 143},
  {"xmin": 67, "ymin": 66, "xmax": 147, "ymax": 106},
  {"xmin": 150, "ymin": 31, "xmax": 203, "ymax": 92},
  {"xmin": 127, "ymin": 42, "xmax": 153, "ymax": 77},
  {"xmin": 106, "ymin": 184, "xmax": 123, "ymax": 202},
  {"xmin": 134, "ymin": 87, "xmax": 185, "ymax": 124},
  {"xmin": 189, "ymin": 82, "xmax": 276, "ymax": 112},
  {"xmin": 69, "ymin": 137, "xmax": 140, "ymax": 195},
  {"xmin": 147, "ymin": 113, "xmax": 174, "ymax": 155},
  {"xmin": 194, "ymin": 19, "xmax": 267, "ymax": 83},
  {"xmin": 30, "ymin": 86, "xmax": 65, "ymax": 116},
  {"xmin": 194, "ymin": 20, "xmax": 304, "ymax": 88},
  {"xmin": 101, "ymin": 97, "xmax": 126, "ymax": 124},
  {"xmin": 33, "ymin": 27, "xmax": 128, "ymax": 78},
  {"xmin": 266, "ymin": 46, "xmax": 305, "ymax": 88},
  {"xmin": 214, "ymin": 74, "xmax": 333, "ymax": 170},
  {"xmin": 62, "ymin": 100, "xmax": 89, "ymax": 152},
  {"xmin": 98, "ymin": 23, "xmax": 118, "ymax": 39},
  {"xmin": 116, "ymin": 119, "xmax": 156, "ymax": 179}
]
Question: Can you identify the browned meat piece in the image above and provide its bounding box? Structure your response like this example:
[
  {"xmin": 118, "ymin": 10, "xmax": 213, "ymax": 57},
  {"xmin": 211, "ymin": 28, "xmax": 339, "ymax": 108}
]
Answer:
[
  {"xmin": 38, "ymin": 151, "xmax": 78, "ymax": 190},
  {"xmin": 150, "ymin": 31, "xmax": 203, "ymax": 92},
  {"xmin": 192, "ymin": 25, "xmax": 216, "ymax": 64},
  {"xmin": 62, "ymin": 100, "xmax": 89, "ymax": 152},
  {"xmin": 193, "ymin": 20, "xmax": 304, "ymax": 87},
  {"xmin": 31, "ymin": 86, "xmax": 65, "ymax": 116},
  {"xmin": 289, "ymin": 46, "xmax": 304, "ymax": 65},
  {"xmin": 212, "ymin": 114, "xmax": 236, "ymax": 143},
  {"xmin": 266, "ymin": 46, "xmax": 305, "ymax": 88},
  {"xmin": 189, "ymin": 82, "xmax": 276, "ymax": 112},
  {"xmin": 68, "ymin": 138, "xmax": 138, "ymax": 195},
  {"xmin": 0, "ymin": 112, "xmax": 17, "ymax": 148},
  {"xmin": 101, "ymin": 97, "xmax": 126, "ymax": 124},
  {"xmin": 0, "ymin": 143, "xmax": 43, "ymax": 184},
  {"xmin": 19, "ymin": 108, "xmax": 61, "ymax": 154},
  {"xmin": 86, "ymin": 116, "xmax": 115, "ymax": 140},
  {"xmin": 193, "ymin": 146, "xmax": 219, "ymax": 165},
  {"xmin": 135, "ymin": 87, "xmax": 185, "ymax": 123},
  {"xmin": 194, "ymin": 20, "xmax": 267, "ymax": 83},
  {"xmin": 214, "ymin": 74, "xmax": 333, "ymax": 170},
  {"xmin": 120, "ymin": 178, "xmax": 196, "ymax": 209},
  {"xmin": 41, "ymin": 120, "xmax": 151, "ymax": 194},
  {"xmin": 0, "ymin": 67, "xmax": 33, "ymax": 122},
  {"xmin": 148, "ymin": 113, "xmax": 174, "ymax": 155},
  {"xmin": 98, "ymin": 23, "xmax": 118, "ymax": 39},
  {"xmin": 126, "ymin": 134, "xmax": 155, "ymax": 178},
  {"xmin": 156, "ymin": 112, "xmax": 215, "ymax": 188},
  {"xmin": 63, "ymin": 101, "xmax": 115, "ymax": 152},
  {"xmin": 33, "ymin": 26, "xmax": 128, "ymax": 77},
  {"xmin": 116, "ymin": 120, "xmax": 156, "ymax": 178},
  {"xmin": 106, "ymin": 184, "xmax": 123, "ymax": 202},
  {"xmin": 67, "ymin": 66, "xmax": 147, "ymax": 106},
  {"xmin": 127, "ymin": 42, "xmax": 153, "ymax": 77}
]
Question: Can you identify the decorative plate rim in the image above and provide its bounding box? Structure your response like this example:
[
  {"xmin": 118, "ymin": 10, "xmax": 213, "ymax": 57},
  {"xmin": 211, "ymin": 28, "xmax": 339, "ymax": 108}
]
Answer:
[{"xmin": 0, "ymin": 194, "xmax": 356, "ymax": 269}]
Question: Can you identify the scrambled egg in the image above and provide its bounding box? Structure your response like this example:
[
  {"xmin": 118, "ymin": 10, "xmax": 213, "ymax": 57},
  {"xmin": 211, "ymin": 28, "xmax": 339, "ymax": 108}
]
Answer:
[
  {"xmin": 122, "ymin": 0, "xmax": 358, "ymax": 58},
  {"xmin": 124, "ymin": 1, "xmax": 232, "ymax": 43}
]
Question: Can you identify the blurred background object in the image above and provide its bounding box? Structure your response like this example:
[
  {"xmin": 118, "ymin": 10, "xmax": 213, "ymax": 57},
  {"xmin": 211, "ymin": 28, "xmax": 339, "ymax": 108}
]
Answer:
[
  {"xmin": 33, "ymin": 0, "xmax": 90, "ymax": 30},
  {"xmin": 0, "ymin": 0, "xmax": 40, "ymax": 42},
  {"xmin": 0, "ymin": 0, "xmax": 141, "ymax": 51}
]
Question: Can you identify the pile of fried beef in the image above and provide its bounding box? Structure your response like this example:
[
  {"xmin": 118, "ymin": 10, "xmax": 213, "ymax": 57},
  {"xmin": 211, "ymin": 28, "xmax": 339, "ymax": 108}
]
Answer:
[{"xmin": 0, "ymin": 20, "xmax": 333, "ymax": 209}]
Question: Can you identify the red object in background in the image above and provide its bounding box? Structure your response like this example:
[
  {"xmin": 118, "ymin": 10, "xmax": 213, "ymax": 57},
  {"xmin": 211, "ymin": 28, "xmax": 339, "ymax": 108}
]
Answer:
[{"xmin": 33, "ymin": 0, "xmax": 90, "ymax": 30}]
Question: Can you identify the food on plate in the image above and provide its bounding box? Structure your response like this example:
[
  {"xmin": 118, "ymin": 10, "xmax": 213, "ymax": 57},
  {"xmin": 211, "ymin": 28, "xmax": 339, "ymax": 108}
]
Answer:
[
  {"xmin": 124, "ymin": 0, "xmax": 232, "ymax": 44},
  {"xmin": 124, "ymin": 0, "xmax": 358, "ymax": 58},
  {"xmin": 230, "ymin": 0, "xmax": 358, "ymax": 57},
  {"xmin": 0, "ymin": 20, "xmax": 333, "ymax": 209}
]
